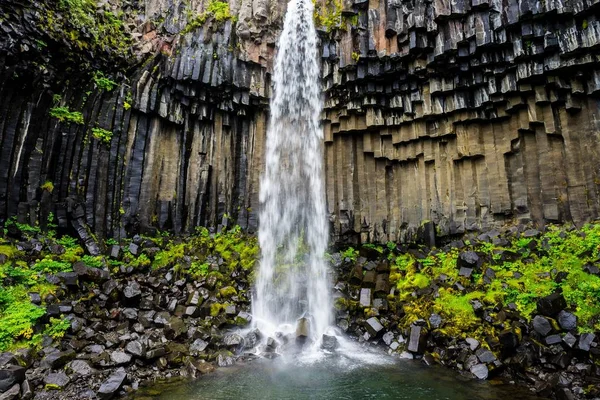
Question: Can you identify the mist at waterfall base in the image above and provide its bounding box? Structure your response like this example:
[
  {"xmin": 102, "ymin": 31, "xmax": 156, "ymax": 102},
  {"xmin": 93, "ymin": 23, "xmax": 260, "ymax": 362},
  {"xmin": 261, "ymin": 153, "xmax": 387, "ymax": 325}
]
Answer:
[{"xmin": 251, "ymin": 0, "xmax": 331, "ymax": 351}]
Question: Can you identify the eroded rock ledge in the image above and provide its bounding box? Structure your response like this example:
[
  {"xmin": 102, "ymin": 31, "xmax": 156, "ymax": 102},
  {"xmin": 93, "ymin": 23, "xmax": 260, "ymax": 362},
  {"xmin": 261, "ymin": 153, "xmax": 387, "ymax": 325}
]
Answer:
[{"xmin": 0, "ymin": 0, "xmax": 599, "ymax": 244}]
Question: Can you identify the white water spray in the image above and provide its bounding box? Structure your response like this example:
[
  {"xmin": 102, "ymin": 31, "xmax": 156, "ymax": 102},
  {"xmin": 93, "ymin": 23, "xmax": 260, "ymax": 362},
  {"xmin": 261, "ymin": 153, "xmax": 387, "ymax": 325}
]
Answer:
[{"xmin": 252, "ymin": 0, "xmax": 331, "ymax": 348}]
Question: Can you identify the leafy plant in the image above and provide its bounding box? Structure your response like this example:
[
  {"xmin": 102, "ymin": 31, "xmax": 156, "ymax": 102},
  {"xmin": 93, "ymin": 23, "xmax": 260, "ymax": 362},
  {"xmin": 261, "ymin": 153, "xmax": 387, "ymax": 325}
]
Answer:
[
  {"xmin": 341, "ymin": 247, "xmax": 359, "ymax": 262},
  {"xmin": 49, "ymin": 107, "xmax": 84, "ymax": 124},
  {"xmin": 91, "ymin": 128, "xmax": 113, "ymax": 144},
  {"xmin": 92, "ymin": 71, "xmax": 117, "ymax": 91}
]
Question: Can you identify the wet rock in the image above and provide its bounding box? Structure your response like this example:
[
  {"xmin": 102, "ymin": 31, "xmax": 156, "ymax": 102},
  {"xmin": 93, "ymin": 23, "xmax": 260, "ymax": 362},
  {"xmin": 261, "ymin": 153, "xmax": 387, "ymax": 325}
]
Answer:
[
  {"xmin": 216, "ymin": 350, "xmax": 235, "ymax": 367},
  {"xmin": 102, "ymin": 280, "xmax": 118, "ymax": 296},
  {"xmin": 0, "ymin": 384, "xmax": 19, "ymax": 399},
  {"xmin": 557, "ymin": 310, "xmax": 577, "ymax": 331},
  {"xmin": 188, "ymin": 359, "xmax": 215, "ymax": 375},
  {"xmin": 321, "ymin": 334, "xmax": 337, "ymax": 351},
  {"xmin": 190, "ymin": 339, "xmax": 208, "ymax": 355},
  {"xmin": 73, "ymin": 261, "xmax": 110, "ymax": 282},
  {"xmin": 28, "ymin": 293, "xmax": 41, "ymax": 305},
  {"xmin": 243, "ymin": 330, "xmax": 260, "ymax": 349},
  {"xmin": 122, "ymin": 281, "xmax": 142, "ymax": 304},
  {"xmin": 577, "ymin": 333, "xmax": 595, "ymax": 351},
  {"xmin": 546, "ymin": 334, "xmax": 562, "ymax": 345},
  {"xmin": 67, "ymin": 360, "xmax": 95, "ymax": 376},
  {"xmin": 457, "ymin": 251, "xmax": 482, "ymax": 270},
  {"xmin": 407, "ymin": 325, "xmax": 427, "ymax": 354},
  {"xmin": 122, "ymin": 308, "xmax": 138, "ymax": 320},
  {"xmin": 522, "ymin": 229, "xmax": 541, "ymax": 238},
  {"xmin": 475, "ymin": 348, "xmax": 496, "ymax": 363},
  {"xmin": 0, "ymin": 366, "xmax": 26, "ymax": 392},
  {"xmin": 145, "ymin": 347, "xmax": 166, "ymax": 360},
  {"xmin": 359, "ymin": 288, "xmax": 371, "ymax": 307},
  {"xmin": 44, "ymin": 372, "xmax": 69, "ymax": 389},
  {"xmin": 296, "ymin": 317, "xmax": 310, "ymax": 340},
  {"xmin": 365, "ymin": 317, "xmax": 384, "ymax": 337},
  {"xmin": 165, "ymin": 316, "xmax": 186, "ymax": 340},
  {"xmin": 470, "ymin": 363, "xmax": 489, "ymax": 379},
  {"xmin": 563, "ymin": 332, "xmax": 577, "ymax": 348},
  {"xmin": 154, "ymin": 311, "xmax": 170, "ymax": 326},
  {"xmin": 498, "ymin": 330, "xmax": 518, "ymax": 350},
  {"xmin": 223, "ymin": 333, "xmax": 244, "ymax": 347},
  {"xmin": 128, "ymin": 243, "xmax": 139, "ymax": 256},
  {"xmin": 532, "ymin": 315, "xmax": 552, "ymax": 336},
  {"xmin": 236, "ymin": 311, "xmax": 252, "ymax": 325},
  {"xmin": 57, "ymin": 272, "xmax": 78, "ymax": 287},
  {"xmin": 0, "ymin": 354, "xmax": 17, "ymax": 368},
  {"xmin": 463, "ymin": 338, "xmax": 479, "ymax": 352},
  {"xmin": 41, "ymin": 349, "xmax": 75, "ymax": 369},
  {"xmin": 382, "ymin": 331, "xmax": 394, "ymax": 346},
  {"xmin": 97, "ymin": 368, "xmax": 127, "ymax": 399},
  {"xmin": 20, "ymin": 380, "xmax": 32, "ymax": 399},
  {"xmin": 110, "ymin": 350, "xmax": 132, "ymax": 365},
  {"xmin": 125, "ymin": 340, "xmax": 145, "ymax": 357},
  {"xmin": 537, "ymin": 293, "xmax": 567, "ymax": 317}
]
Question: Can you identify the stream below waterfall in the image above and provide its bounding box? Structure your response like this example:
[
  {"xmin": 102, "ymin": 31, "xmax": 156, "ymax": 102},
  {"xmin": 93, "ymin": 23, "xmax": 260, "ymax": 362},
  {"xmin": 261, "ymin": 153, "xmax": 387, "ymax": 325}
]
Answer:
[{"xmin": 131, "ymin": 352, "xmax": 542, "ymax": 400}]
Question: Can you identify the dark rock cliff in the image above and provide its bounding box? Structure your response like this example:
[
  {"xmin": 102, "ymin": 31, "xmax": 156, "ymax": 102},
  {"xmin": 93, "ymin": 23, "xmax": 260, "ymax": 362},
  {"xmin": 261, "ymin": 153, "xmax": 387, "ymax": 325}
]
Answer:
[{"xmin": 1, "ymin": 0, "xmax": 599, "ymax": 244}]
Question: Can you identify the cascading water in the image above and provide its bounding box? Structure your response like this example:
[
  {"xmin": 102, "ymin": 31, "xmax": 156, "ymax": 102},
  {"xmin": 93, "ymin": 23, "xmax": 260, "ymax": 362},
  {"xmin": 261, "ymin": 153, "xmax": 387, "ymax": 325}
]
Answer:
[{"xmin": 252, "ymin": 0, "xmax": 331, "ymax": 350}]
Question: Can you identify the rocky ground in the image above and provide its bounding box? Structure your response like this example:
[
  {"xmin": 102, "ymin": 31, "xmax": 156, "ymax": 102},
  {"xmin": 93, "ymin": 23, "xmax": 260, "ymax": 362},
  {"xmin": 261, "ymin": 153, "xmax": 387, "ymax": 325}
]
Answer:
[{"xmin": 0, "ymin": 222, "xmax": 598, "ymax": 399}]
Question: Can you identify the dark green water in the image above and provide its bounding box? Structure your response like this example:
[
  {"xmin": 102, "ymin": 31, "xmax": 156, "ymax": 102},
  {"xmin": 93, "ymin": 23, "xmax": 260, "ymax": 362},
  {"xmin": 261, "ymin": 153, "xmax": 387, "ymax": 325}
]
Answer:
[{"xmin": 133, "ymin": 355, "xmax": 541, "ymax": 400}]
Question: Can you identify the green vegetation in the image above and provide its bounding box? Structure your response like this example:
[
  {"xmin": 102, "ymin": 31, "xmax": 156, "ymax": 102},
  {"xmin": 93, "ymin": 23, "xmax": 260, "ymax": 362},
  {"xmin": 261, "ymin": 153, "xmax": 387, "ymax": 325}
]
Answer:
[
  {"xmin": 341, "ymin": 247, "xmax": 359, "ymax": 262},
  {"xmin": 92, "ymin": 71, "xmax": 117, "ymax": 91},
  {"xmin": 386, "ymin": 223, "xmax": 600, "ymax": 341},
  {"xmin": 351, "ymin": 52, "xmax": 360, "ymax": 62},
  {"xmin": 183, "ymin": 0, "xmax": 235, "ymax": 34},
  {"xmin": 91, "ymin": 128, "xmax": 113, "ymax": 144},
  {"xmin": 40, "ymin": 181, "xmax": 54, "ymax": 193},
  {"xmin": 313, "ymin": 0, "xmax": 343, "ymax": 32},
  {"xmin": 49, "ymin": 107, "xmax": 84, "ymax": 124},
  {"xmin": 44, "ymin": 0, "xmax": 132, "ymax": 57}
]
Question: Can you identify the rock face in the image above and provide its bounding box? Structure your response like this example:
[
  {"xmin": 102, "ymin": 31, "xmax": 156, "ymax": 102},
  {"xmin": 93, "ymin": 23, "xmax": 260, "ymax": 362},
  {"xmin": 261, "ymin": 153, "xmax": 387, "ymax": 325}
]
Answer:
[{"xmin": 1, "ymin": 0, "xmax": 599, "ymax": 243}]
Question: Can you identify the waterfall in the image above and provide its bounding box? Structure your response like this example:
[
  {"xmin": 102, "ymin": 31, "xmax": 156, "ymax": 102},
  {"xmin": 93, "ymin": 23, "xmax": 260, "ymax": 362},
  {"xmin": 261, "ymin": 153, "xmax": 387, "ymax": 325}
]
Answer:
[{"xmin": 252, "ymin": 0, "xmax": 331, "ymax": 348}]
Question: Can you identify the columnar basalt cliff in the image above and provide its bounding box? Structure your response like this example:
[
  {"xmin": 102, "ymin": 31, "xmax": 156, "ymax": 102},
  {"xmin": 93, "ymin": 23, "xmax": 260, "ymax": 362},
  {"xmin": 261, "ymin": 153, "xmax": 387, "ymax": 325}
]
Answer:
[{"xmin": 1, "ymin": 0, "xmax": 599, "ymax": 245}]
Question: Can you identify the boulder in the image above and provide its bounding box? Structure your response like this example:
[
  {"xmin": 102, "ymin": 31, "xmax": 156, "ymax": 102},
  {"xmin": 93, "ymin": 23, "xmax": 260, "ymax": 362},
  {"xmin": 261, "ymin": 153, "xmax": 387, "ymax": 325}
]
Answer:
[
  {"xmin": 359, "ymin": 288, "xmax": 371, "ymax": 307},
  {"xmin": 537, "ymin": 293, "xmax": 566, "ymax": 317},
  {"xmin": 470, "ymin": 363, "xmax": 489, "ymax": 380},
  {"xmin": 296, "ymin": 317, "xmax": 310, "ymax": 340},
  {"xmin": 0, "ymin": 384, "xmax": 19, "ymax": 400},
  {"xmin": 73, "ymin": 261, "xmax": 110, "ymax": 282},
  {"xmin": 532, "ymin": 315, "xmax": 552, "ymax": 336},
  {"xmin": 165, "ymin": 316, "xmax": 187, "ymax": 340},
  {"xmin": 67, "ymin": 360, "xmax": 95, "ymax": 376},
  {"xmin": 41, "ymin": 350, "xmax": 75, "ymax": 369},
  {"xmin": 557, "ymin": 310, "xmax": 577, "ymax": 331},
  {"xmin": 97, "ymin": 368, "xmax": 127, "ymax": 399},
  {"xmin": 110, "ymin": 351, "xmax": 132, "ymax": 365},
  {"xmin": 577, "ymin": 333, "xmax": 595, "ymax": 351},
  {"xmin": 457, "ymin": 251, "xmax": 482, "ymax": 270},
  {"xmin": 44, "ymin": 372, "xmax": 69, "ymax": 390},
  {"xmin": 0, "ymin": 366, "xmax": 26, "ymax": 393},
  {"xmin": 407, "ymin": 325, "xmax": 427, "ymax": 354},
  {"xmin": 321, "ymin": 334, "xmax": 338, "ymax": 351},
  {"xmin": 125, "ymin": 341, "xmax": 145, "ymax": 357},
  {"xmin": 223, "ymin": 333, "xmax": 244, "ymax": 348},
  {"xmin": 190, "ymin": 339, "xmax": 208, "ymax": 355},
  {"xmin": 364, "ymin": 317, "xmax": 384, "ymax": 337},
  {"xmin": 122, "ymin": 282, "xmax": 142, "ymax": 304}
]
